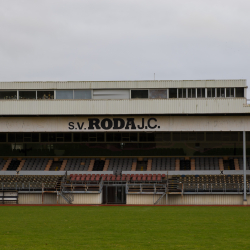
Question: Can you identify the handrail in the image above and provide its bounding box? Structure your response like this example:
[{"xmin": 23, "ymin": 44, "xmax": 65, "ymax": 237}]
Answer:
[{"xmin": 183, "ymin": 183, "xmax": 249, "ymax": 193}]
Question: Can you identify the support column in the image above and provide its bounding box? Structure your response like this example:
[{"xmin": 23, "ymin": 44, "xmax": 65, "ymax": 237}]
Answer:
[{"xmin": 243, "ymin": 131, "xmax": 247, "ymax": 205}]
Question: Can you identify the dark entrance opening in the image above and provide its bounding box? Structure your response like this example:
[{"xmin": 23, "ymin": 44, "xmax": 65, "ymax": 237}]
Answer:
[
  {"xmin": 102, "ymin": 185, "xmax": 126, "ymax": 204},
  {"xmin": 136, "ymin": 161, "xmax": 147, "ymax": 171}
]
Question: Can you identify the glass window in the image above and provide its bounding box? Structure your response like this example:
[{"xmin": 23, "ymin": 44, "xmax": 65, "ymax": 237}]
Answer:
[
  {"xmin": 178, "ymin": 89, "xmax": 186, "ymax": 98},
  {"xmin": 197, "ymin": 88, "xmax": 205, "ymax": 98},
  {"xmin": 16, "ymin": 133, "xmax": 23, "ymax": 142},
  {"xmin": 19, "ymin": 91, "xmax": 36, "ymax": 99},
  {"xmin": 0, "ymin": 133, "xmax": 6, "ymax": 142},
  {"xmin": 139, "ymin": 133, "xmax": 147, "ymax": 142},
  {"xmin": 41, "ymin": 133, "xmax": 49, "ymax": 142},
  {"xmin": 217, "ymin": 88, "xmax": 225, "ymax": 97},
  {"xmin": 131, "ymin": 90, "xmax": 148, "ymax": 98},
  {"xmin": 0, "ymin": 91, "xmax": 17, "ymax": 99},
  {"xmin": 188, "ymin": 88, "xmax": 196, "ymax": 98},
  {"xmin": 74, "ymin": 90, "xmax": 91, "ymax": 99},
  {"xmin": 56, "ymin": 90, "xmax": 73, "ymax": 99},
  {"xmin": 207, "ymin": 88, "xmax": 215, "ymax": 98},
  {"xmin": 149, "ymin": 90, "xmax": 167, "ymax": 99},
  {"xmin": 73, "ymin": 133, "xmax": 81, "ymax": 142},
  {"xmin": 64, "ymin": 133, "xmax": 72, "ymax": 142},
  {"xmin": 56, "ymin": 133, "xmax": 64, "ymax": 142},
  {"xmin": 37, "ymin": 91, "xmax": 54, "ymax": 99},
  {"xmin": 130, "ymin": 133, "xmax": 137, "ymax": 142},
  {"xmin": 169, "ymin": 88, "xmax": 177, "ymax": 98},
  {"xmin": 48, "ymin": 133, "xmax": 56, "ymax": 142},
  {"xmin": 235, "ymin": 88, "xmax": 244, "ymax": 97},
  {"xmin": 121, "ymin": 133, "xmax": 130, "ymax": 141},
  {"xmin": 106, "ymin": 133, "xmax": 113, "ymax": 142},
  {"xmin": 93, "ymin": 90, "xmax": 129, "ymax": 99},
  {"xmin": 226, "ymin": 88, "xmax": 234, "ymax": 97},
  {"xmin": 114, "ymin": 133, "xmax": 121, "ymax": 141},
  {"xmin": 32, "ymin": 133, "xmax": 39, "ymax": 142},
  {"xmin": 8, "ymin": 133, "xmax": 15, "ymax": 142}
]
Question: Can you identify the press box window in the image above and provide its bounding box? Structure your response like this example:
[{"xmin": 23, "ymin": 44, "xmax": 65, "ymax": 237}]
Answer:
[
  {"xmin": 131, "ymin": 90, "xmax": 148, "ymax": 99},
  {"xmin": 19, "ymin": 91, "xmax": 36, "ymax": 99},
  {"xmin": 178, "ymin": 89, "xmax": 186, "ymax": 98},
  {"xmin": 169, "ymin": 88, "xmax": 177, "ymax": 98},
  {"xmin": 235, "ymin": 88, "xmax": 244, "ymax": 97},
  {"xmin": 56, "ymin": 90, "xmax": 73, "ymax": 99},
  {"xmin": 0, "ymin": 91, "xmax": 17, "ymax": 99},
  {"xmin": 149, "ymin": 90, "xmax": 167, "ymax": 99},
  {"xmin": 226, "ymin": 88, "xmax": 234, "ymax": 97},
  {"xmin": 74, "ymin": 90, "xmax": 91, "ymax": 99},
  {"xmin": 93, "ymin": 90, "xmax": 129, "ymax": 99},
  {"xmin": 188, "ymin": 88, "xmax": 196, "ymax": 98},
  {"xmin": 197, "ymin": 88, "xmax": 205, "ymax": 98},
  {"xmin": 207, "ymin": 88, "xmax": 215, "ymax": 98},
  {"xmin": 37, "ymin": 91, "xmax": 54, "ymax": 99},
  {"xmin": 217, "ymin": 88, "xmax": 225, "ymax": 97},
  {"xmin": 0, "ymin": 133, "xmax": 6, "ymax": 142}
]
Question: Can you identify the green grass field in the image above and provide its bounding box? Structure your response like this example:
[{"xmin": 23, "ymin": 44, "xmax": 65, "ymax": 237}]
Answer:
[{"xmin": 0, "ymin": 206, "xmax": 250, "ymax": 249}]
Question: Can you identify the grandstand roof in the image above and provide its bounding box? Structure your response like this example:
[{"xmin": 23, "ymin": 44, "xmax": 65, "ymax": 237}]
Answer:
[{"xmin": 0, "ymin": 79, "xmax": 247, "ymax": 89}]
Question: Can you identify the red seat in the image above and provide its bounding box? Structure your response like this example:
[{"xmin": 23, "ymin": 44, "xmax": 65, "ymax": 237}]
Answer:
[
  {"xmin": 157, "ymin": 175, "xmax": 161, "ymax": 181},
  {"xmin": 91, "ymin": 175, "xmax": 96, "ymax": 181},
  {"xmin": 126, "ymin": 175, "xmax": 131, "ymax": 181},
  {"xmin": 111, "ymin": 175, "xmax": 116, "ymax": 181},
  {"xmin": 121, "ymin": 175, "xmax": 126, "ymax": 181},
  {"xmin": 107, "ymin": 175, "xmax": 111, "ymax": 181},
  {"xmin": 76, "ymin": 176, "xmax": 80, "ymax": 181},
  {"xmin": 96, "ymin": 175, "xmax": 100, "ymax": 181},
  {"xmin": 162, "ymin": 174, "xmax": 166, "ymax": 178},
  {"xmin": 142, "ymin": 175, "xmax": 147, "ymax": 181},
  {"xmin": 116, "ymin": 175, "xmax": 121, "ymax": 181},
  {"xmin": 81, "ymin": 175, "xmax": 86, "ymax": 181},
  {"xmin": 132, "ymin": 175, "xmax": 137, "ymax": 181},
  {"xmin": 147, "ymin": 175, "xmax": 152, "ymax": 181},
  {"xmin": 86, "ymin": 174, "xmax": 91, "ymax": 181},
  {"xmin": 137, "ymin": 176, "xmax": 142, "ymax": 181}
]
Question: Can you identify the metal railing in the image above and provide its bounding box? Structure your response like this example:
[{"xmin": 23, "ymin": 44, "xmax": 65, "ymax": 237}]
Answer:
[
  {"xmin": 183, "ymin": 183, "xmax": 250, "ymax": 193},
  {"xmin": 126, "ymin": 183, "xmax": 168, "ymax": 194},
  {"xmin": 0, "ymin": 182, "xmax": 58, "ymax": 192}
]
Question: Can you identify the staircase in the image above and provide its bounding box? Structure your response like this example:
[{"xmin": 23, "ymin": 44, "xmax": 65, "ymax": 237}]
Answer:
[
  {"xmin": 154, "ymin": 192, "xmax": 167, "ymax": 205},
  {"xmin": 168, "ymin": 176, "xmax": 181, "ymax": 192},
  {"xmin": 56, "ymin": 176, "xmax": 63, "ymax": 191},
  {"xmin": 59, "ymin": 191, "xmax": 74, "ymax": 204}
]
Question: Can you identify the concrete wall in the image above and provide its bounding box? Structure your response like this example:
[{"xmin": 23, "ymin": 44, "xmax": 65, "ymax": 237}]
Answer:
[
  {"xmin": 18, "ymin": 193, "xmax": 102, "ymax": 205},
  {"xmin": 2, "ymin": 116, "xmax": 250, "ymax": 132},
  {"xmin": 0, "ymin": 99, "xmax": 249, "ymax": 116},
  {"xmin": 127, "ymin": 194, "xmax": 250, "ymax": 205}
]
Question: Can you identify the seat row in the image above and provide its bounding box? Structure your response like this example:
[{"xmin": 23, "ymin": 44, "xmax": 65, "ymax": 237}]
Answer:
[
  {"xmin": 1, "ymin": 157, "xmax": 250, "ymax": 171},
  {"xmin": 70, "ymin": 174, "xmax": 166, "ymax": 182},
  {"xmin": 178, "ymin": 175, "xmax": 250, "ymax": 184}
]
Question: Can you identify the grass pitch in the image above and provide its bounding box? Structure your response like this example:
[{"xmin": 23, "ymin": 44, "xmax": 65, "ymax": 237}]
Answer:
[{"xmin": 0, "ymin": 206, "xmax": 250, "ymax": 249}]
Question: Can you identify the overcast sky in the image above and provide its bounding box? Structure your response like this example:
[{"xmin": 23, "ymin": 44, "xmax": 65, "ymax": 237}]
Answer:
[{"xmin": 0, "ymin": 0, "xmax": 249, "ymax": 94}]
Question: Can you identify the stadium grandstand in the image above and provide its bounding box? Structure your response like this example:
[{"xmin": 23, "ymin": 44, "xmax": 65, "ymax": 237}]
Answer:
[{"xmin": 0, "ymin": 79, "xmax": 250, "ymax": 205}]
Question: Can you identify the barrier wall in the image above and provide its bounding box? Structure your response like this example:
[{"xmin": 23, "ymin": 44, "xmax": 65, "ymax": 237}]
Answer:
[
  {"xmin": 126, "ymin": 194, "xmax": 250, "ymax": 205},
  {"xmin": 18, "ymin": 193, "xmax": 102, "ymax": 205}
]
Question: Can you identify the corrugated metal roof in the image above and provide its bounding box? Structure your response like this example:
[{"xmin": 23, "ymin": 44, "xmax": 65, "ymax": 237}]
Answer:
[
  {"xmin": 0, "ymin": 98, "xmax": 249, "ymax": 115},
  {"xmin": 0, "ymin": 79, "xmax": 246, "ymax": 90}
]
